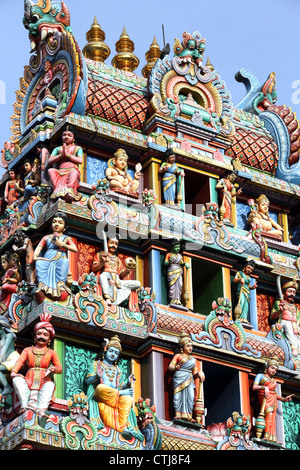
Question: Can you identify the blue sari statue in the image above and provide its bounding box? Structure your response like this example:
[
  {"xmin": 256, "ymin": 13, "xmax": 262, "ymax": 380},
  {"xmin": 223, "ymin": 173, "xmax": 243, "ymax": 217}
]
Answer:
[
  {"xmin": 159, "ymin": 149, "xmax": 184, "ymax": 206},
  {"xmin": 168, "ymin": 333, "xmax": 205, "ymax": 421},
  {"xmin": 33, "ymin": 212, "xmax": 77, "ymax": 299}
]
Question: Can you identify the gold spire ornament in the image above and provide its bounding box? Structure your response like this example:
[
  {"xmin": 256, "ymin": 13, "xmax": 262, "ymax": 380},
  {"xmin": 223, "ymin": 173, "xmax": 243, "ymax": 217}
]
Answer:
[
  {"xmin": 111, "ymin": 27, "xmax": 139, "ymax": 72},
  {"xmin": 205, "ymin": 56, "xmax": 214, "ymax": 71},
  {"xmin": 82, "ymin": 17, "xmax": 110, "ymax": 62},
  {"xmin": 141, "ymin": 36, "xmax": 161, "ymax": 78}
]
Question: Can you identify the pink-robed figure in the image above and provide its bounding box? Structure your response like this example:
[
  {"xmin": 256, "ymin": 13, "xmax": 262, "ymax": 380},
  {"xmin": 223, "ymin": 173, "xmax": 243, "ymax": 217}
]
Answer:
[
  {"xmin": 252, "ymin": 357, "xmax": 293, "ymax": 442},
  {"xmin": 48, "ymin": 125, "xmax": 83, "ymax": 203},
  {"xmin": 216, "ymin": 170, "xmax": 242, "ymax": 222}
]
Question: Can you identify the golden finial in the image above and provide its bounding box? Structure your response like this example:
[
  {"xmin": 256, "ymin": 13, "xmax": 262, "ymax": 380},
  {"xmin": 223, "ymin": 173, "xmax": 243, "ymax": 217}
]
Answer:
[
  {"xmin": 141, "ymin": 36, "xmax": 161, "ymax": 78},
  {"xmin": 82, "ymin": 16, "xmax": 110, "ymax": 62},
  {"xmin": 111, "ymin": 26, "xmax": 139, "ymax": 72},
  {"xmin": 205, "ymin": 56, "xmax": 214, "ymax": 71}
]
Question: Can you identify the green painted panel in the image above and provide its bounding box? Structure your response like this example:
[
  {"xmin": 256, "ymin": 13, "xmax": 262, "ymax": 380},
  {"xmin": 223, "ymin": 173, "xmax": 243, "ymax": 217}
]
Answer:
[{"xmin": 282, "ymin": 399, "xmax": 300, "ymax": 450}]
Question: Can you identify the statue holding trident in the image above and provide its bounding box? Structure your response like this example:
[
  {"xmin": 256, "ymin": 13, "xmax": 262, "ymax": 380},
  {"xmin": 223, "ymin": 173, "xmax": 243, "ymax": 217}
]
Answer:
[{"xmin": 92, "ymin": 230, "xmax": 141, "ymax": 311}]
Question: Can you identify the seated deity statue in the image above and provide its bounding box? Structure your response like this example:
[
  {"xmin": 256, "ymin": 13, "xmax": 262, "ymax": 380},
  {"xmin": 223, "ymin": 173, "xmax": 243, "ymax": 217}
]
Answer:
[
  {"xmin": 105, "ymin": 149, "xmax": 142, "ymax": 195},
  {"xmin": 47, "ymin": 125, "xmax": 83, "ymax": 203},
  {"xmin": 85, "ymin": 335, "xmax": 142, "ymax": 440},
  {"xmin": 91, "ymin": 234, "xmax": 140, "ymax": 311},
  {"xmin": 248, "ymin": 194, "xmax": 283, "ymax": 239}
]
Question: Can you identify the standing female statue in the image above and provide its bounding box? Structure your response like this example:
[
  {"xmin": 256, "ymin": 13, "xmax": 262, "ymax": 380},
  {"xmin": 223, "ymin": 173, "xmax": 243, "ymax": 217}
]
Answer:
[
  {"xmin": 232, "ymin": 259, "xmax": 257, "ymax": 323},
  {"xmin": 0, "ymin": 253, "xmax": 22, "ymax": 315},
  {"xmin": 159, "ymin": 149, "xmax": 184, "ymax": 206},
  {"xmin": 33, "ymin": 212, "xmax": 77, "ymax": 300},
  {"xmin": 252, "ymin": 357, "xmax": 293, "ymax": 442},
  {"xmin": 164, "ymin": 239, "xmax": 190, "ymax": 306},
  {"xmin": 248, "ymin": 194, "xmax": 283, "ymax": 239},
  {"xmin": 168, "ymin": 332, "xmax": 205, "ymax": 422},
  {"xmin": 216, "ymin": 170, "xmax": 242, "ymax": 223}
]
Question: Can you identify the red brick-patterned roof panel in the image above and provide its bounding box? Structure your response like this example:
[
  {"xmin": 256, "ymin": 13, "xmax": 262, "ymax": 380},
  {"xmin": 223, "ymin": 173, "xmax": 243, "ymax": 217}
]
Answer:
[
  {"xmin": 225, "ymin": 127, "xmax": 279, "ymax": 174},
  {"xmin": 85, "ymin": 77, "xmax": 149, "ymax": 130}
]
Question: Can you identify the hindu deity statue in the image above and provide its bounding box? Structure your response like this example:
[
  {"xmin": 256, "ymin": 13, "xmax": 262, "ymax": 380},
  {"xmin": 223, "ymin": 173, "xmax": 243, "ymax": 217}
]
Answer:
[
  {"xmin": 4, "ymin": 169, "xmax": 23, "ymax": 208},
  {"xmin": 11, "ymin": 313, "xmax": 62, "ymax": 417},
  {"xmin": 168, "ymin": 332, "xmax": 205, "ymax": 422},
  {"xmin": 159, "ymin": 149, "xmax": 184, "ymax": 206},
  {"xmin": 247, "ymin": 194, "xmax": 283, "ymax": 239},
  {"xmin": 91, "ymin": 234, "xmax": 141, "ymax": 310},
  {"xmin": 0, "ymin": 253, "xmax": 22, "ymax": 315},
  {"xmin": 36, "ymin": 144, "xmax": 50, "ymax": 185},
  {"xmin": 164, "ymin": 239, "xmax": 190, "ymax": 306},
  {"xmin": 270, "ymin": 279, "xmax": 300, "ymax": 357},
  {"xmin": 216, "ymin": 170, "xmax": 242, "ymax": 223},
  {"xmin": 105, "ymin": 148, "xmax": 142, "ymax": 195},
  {"xmin": 0, "ymin": 316, "xmax": 20, "ymax": 401},
  {"xmin": 252, "ymin": 357, "xmax": 293, "ymax": 442},
  {"xmin": 232, "ymin": 259, "xmax": 257, "ymax": 323},
  {"xmin": 85, "ymin": 335, "xmax": 140, "ymax": 438},
  {"xmin": 22, "ymin": 159, "xmax": 40, "ymax": 201},
  {"xmin": 12, "ymin": 230, "xmax": 36, "ymax": 285},
  {"xmin": 47, "ymin": 125, "xmax": 83, "ymax": 203},
  {"xmin": 33, "ymin": 211, "xmax": 77, "ymax": 301}
]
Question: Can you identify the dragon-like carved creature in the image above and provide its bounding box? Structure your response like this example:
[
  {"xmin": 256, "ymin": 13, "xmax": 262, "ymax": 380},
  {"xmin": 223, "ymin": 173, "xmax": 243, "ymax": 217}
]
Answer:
[
  {"xmin": 23, "ymin": 0, "xmax": 72, "ymax": 52},
  {"xmin": 135, "ymin": 397, "xmax": 162, "ymax": 451},
  {"xmin": 19, "ymin": 0, "xmax": 87, "ymax": 131}
]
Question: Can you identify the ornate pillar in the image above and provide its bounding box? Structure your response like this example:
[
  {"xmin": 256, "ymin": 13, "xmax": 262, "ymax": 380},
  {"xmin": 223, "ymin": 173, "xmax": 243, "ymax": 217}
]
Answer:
[
  {"xmin": 148, "ymin": 350, "xmax": 165, "ymax": 420},
  {"xmin": 148, "ymin": 248, "xmax": 162, "ymax": 303},
  {"xmin": 209, "ymin": 177, "xmax": 218, "ymax": 204},
  {"xmin": 231, "ymin": 187, "xmax": 238, "ymax": 226},
  {"xmin": 279, "ymin": 213, "xmax": 289, "ymax": 243},
  {"xmin": 239, "ymin": 370, "xmax": 251, "ymax": 417},
  {"xmin": 222, "ymin": 266, "xmax": 232, "ymax": 302},
  {"xmin": 145, "ymin": 157, "xmax": 161, "ymax": 203},
  {"xmin": 275, "ymin": 382, "xmax": 285, "ymax": 445},
  {"xmin": 131, "ymin": 358, "xmax": 141, "ymax": 405},
  {"xmin": 249, "ymin": 277, "xmax": 258, "ymax": 329},
  {"xmin": 68, "ymin": 237, "xmax": 78, "ymax": 282},
  {"xmin": 183, "ymin": 254, "xmax": 193, "ymax": 310},
  {"xmin": 53, "ymin": 338, "xmax": 64, "ymax": 399},
  {"xmin": 135, "ymin": 254, "xmax": 144, "ymax": 286}
]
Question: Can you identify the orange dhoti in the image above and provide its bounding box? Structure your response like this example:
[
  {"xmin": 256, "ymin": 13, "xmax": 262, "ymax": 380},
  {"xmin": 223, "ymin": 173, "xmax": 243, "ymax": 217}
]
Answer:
[{"xmin": 94, "ymin": 383, "xmax": 133, "ymax": 432}]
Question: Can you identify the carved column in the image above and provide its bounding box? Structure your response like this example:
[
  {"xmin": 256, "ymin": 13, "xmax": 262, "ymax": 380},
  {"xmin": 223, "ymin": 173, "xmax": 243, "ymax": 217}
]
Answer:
[
  {"xmin": 239, "ymin": 370, "xmax": 251, "ymax": 417},
  {"xmin": 145, "ymin": 158, "xmax": 161, "ymax": 204},
  {"xmin": 183, "ymin": 254, "xmax": 193, "ymax": 310},
  {"xmin": 222, "ymin": 266, "xmax": 232, "ymax": 302},
  {"xmin": 148, "ymin": 350, "xmax": 165, "ymax": 420},
  {"xmin": 249, "ymin": 277, "xmax": 258, "ymax": 329},
  {"xmin": 148, "ymin": 248, "xmax": 162, "ymax": 303},
  {"xmin": 275, "ymin": 382, "xmax": 285, "ymax": 445}
]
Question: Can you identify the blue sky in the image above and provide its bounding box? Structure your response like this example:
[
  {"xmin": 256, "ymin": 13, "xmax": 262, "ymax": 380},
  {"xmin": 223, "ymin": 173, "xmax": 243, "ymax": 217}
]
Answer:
[{"xmin": 0, "ymin": 0, "xmax": 299, "ymax": 178}]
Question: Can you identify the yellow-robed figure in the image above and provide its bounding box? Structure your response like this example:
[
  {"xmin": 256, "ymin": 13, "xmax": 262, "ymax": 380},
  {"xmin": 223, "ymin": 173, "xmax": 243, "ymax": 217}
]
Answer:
[{"xmin": 85, "ymin": 335, "xmax": 141, "ymax": 439}]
